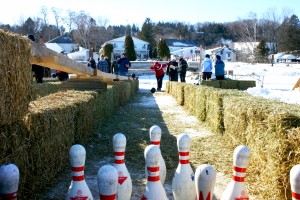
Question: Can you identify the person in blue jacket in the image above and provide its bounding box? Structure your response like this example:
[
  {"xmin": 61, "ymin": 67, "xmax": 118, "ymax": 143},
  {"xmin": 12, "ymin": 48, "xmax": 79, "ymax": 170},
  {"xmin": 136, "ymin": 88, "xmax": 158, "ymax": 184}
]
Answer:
[
  {"xmin": 117, "ymin": 53, "xmax": 131, "ymax": 76},
  {"xmin": 214, "ymin": 55, "xmax": 225, "ymax": 80}
]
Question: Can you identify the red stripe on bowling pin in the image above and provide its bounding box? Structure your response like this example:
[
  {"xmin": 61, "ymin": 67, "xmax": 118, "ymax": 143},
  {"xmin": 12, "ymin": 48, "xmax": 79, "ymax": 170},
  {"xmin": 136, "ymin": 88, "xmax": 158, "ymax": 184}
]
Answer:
[
  {"xmin": 1, "ymin": 192, "xmax": 18, "ymax": 199},
  {"xmin": 100, "ymin": 194, "xmax": 117, "ymax": 200},
  {"xmin": 147, "ymin": 166, "xmax": 160, "ymax": 181},
  {"xmin": 151, "ymin": 141, "xmax": 160, "ymax": 145},
  {"xmin": 232, "ymin": 166, "xmax": 246, "ymax": 182},
  {"xmin": 292, "ymin": 192, "xmax": 300, "ymax": 199},
  {"xmin": 114, "ymin": 151, "xmax": 125, "ymax": 164},
  {"xmin": 178, "ymin": 151, "xmax": 189, "ymax": 164},
  {"xmin": 71, "ymin": 166, "xmax": 85, "ymax": 181},
  {"xmin": 200, "ymin": 191, "xmax": 211, "ymax": 200}
]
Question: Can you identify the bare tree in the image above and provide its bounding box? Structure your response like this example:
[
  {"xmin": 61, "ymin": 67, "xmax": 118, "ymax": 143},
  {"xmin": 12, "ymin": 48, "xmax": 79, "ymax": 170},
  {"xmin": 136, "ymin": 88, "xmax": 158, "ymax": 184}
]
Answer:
[
  {"xmin": 51, "ymin": 7, "xmax": 62, "ymax": 36},
  {"xmin": 40, "ymin": 6, "xmax": 48, "ymax": 25},
  {"xmin": 65, "ymin": 10, "xmax": 76, "ymax": 33}
]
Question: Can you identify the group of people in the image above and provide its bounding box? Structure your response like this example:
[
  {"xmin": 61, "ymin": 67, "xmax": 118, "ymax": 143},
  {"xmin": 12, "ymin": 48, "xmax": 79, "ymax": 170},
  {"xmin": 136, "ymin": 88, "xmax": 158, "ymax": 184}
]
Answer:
[
  {"xmin": 151, "ymin": 54, "xmax": 225, "ymax": 91},
  {"xmin": 87, "ymin": 53, "xmax": 131, "ymax": 76}
]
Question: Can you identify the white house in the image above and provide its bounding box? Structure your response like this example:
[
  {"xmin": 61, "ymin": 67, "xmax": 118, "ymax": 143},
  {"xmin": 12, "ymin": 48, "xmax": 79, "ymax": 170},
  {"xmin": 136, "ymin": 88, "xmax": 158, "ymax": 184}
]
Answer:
[
  {"xmin": 45, "ymin": 36, "xmax": 78, "ymax": 54},
  {"xmin": 102, "ymin": 36, "xmax": 149, "ymax": 60},
  {"xmin": 67, "ymin": 47, "xmax": 99, "ymax": 63},
  {"xmin": 171, "ymin": 46, "xmax": 205, "ymax": 61},
  {"xmin": 205, "ymin": 46, "xmax": 236, "ymax": 62}
]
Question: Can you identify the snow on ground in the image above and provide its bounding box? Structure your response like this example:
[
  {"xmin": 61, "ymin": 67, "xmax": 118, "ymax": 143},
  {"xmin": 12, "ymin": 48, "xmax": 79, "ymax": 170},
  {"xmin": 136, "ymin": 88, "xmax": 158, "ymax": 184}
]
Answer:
[{"xmin": 138, "ymin": 62, "xmax": 300, "ymax": 105}]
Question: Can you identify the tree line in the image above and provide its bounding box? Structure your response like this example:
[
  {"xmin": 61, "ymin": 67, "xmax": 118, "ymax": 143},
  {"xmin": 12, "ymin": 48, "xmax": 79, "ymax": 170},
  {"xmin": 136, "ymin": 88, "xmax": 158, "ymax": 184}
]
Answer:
[{"xmin": 1, "ymin": 7, "xmax": 299, "ymax": 62}]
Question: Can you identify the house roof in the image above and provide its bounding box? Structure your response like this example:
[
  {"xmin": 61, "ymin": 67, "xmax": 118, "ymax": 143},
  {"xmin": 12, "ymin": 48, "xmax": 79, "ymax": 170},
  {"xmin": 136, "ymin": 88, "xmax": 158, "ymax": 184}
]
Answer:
[
  {"xmin": 106, "ymin": 36, "xmax": 149, "ymax": 44},
  {"xmin": 165, "ymin": 39, "xmax": 199, "ymax": 47},
  {"xmin": 45, "ymin": 43, "xmax": 64, "ymax": 53},
  {"xmin": 281, "ymin": 54, "xmax": 296, "ymax": 59},
  {"xmin": 47, "ymin": 36, "xmax": 73, "ymax": 44}
]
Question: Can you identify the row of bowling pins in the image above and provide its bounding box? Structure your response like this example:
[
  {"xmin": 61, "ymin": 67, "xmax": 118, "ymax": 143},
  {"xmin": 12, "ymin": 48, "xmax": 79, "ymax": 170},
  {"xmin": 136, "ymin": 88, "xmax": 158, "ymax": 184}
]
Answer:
[
  {"xmin": 2, "ymin": 124, "xmax": 300, "ymax": 200},
  {"xmin": 0, "ymin": 124, "xmax": 251, "ymax": 200}
]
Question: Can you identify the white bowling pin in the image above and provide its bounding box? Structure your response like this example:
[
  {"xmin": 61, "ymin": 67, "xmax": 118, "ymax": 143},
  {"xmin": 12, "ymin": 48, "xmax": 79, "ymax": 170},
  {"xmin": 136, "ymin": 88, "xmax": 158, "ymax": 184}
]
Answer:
[
  {"xmin": 141, "ymin": 145, "xmax": 168, "ymax": 200},
  {"xmin": 290, "ymin": 164, "xmax": 300, "ymax": 200},
  {"xmin": 97, "ymin": 165, "xmax": 118, "ymax": 200},
  {"xmin": 148, "ymin": 125, "xmax": 166, "ymax": 185},
  {"xmin": 66, "ymin": 144, "xmax": 93, "ymax": 200},
  {"xmin": 0, "ymin": 163, "xmax": 19, "ymax": 200},
  {"xmin": 113, "ymin": 133, "xmax": 132, "ymax": 200},
  {"xmin": 172, "ymin": 133, "xmax": 196, "ymax": 200},
  {"xmin": 221, "ymin": 145, "xmax": 250, "ymax": 200},
  {"xmin": 195, "ymin": 164, "xmax": 216, "ymax": 200}
]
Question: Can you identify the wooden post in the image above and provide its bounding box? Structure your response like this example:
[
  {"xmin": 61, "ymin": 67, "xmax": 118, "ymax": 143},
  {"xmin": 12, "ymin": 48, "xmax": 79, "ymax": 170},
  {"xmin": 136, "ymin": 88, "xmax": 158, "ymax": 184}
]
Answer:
[{"xmin": 292, "ymin": 78, "xmax": 300, "ymax": 91}]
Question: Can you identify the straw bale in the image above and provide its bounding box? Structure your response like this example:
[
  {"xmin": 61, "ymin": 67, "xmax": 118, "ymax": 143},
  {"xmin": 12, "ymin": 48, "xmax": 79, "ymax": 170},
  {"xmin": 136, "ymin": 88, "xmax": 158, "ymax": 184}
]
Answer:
[
  {"xmin": 238, "ymin": 80, "xmax": 256, "ymax": 90},
  {"xmin": 219, "ymin": 79, "xmax": 239, "ymax": 89},
  {"xmin": 201, "ymin": 79, "xmax": 221, "ymax": 88},
  {"xmin": 0, "ymin": 29, "xmax": 32, "ymax": 125},
  {"xmin": 31, "ymin": 82, "xmax": 60, "ymax": 100},
  {"xmin": 183, "ymin": 84, "xmax": 198, "ymax": 115},
  {"xmin": 222, "ymin": 94, "xmax": 252, "ymax": 144},
  {"xmin": 194, "ymin": 86, "xmax": 208, "ymax": 121}
]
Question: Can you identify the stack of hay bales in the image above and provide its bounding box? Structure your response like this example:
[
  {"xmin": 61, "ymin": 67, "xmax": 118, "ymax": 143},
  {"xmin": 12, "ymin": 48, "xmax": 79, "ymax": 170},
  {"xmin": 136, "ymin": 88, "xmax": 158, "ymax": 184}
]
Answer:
[
  {"xmin": 0, "ymin": 29, "xmax": 32, "ymax": 125},
  {"xmin": 166, "ymin": 81, "xmax": 300, "ymax": 199},
  {"xmin": 0, "ymin": 29, "xmax": 139, "ymax": 198}
]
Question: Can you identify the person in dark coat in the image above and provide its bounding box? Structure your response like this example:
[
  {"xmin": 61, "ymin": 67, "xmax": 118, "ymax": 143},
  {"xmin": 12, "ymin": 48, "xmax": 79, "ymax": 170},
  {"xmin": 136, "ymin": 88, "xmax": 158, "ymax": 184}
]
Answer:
[
  {"xmin": 117, "ymin": 53, "xmax": 131, "ymax": 76},
  {"xmin": 214, "ymin": 55, "xmax": 225, "ymax": 80},
  {"xmin": 111, "ymin": 55, "xmax": 120, "ymax": 75},
  {"xmin": 166, "ymin": 55, "xmax": 178, "ymax": 81},
  {"xmin": 178, "ymin": 56, "xmax": 188, "ymax": 82},
  {"xmin": 104, "ymin": 56, "xmax": 112, "ymax": 73},
  {"xmin": 88, "ymin": 57, "xmax": 96, "ymax": 69},
  {"xmin": 27, "ymin": 34, "xmax": 44, "ymax": 83}
]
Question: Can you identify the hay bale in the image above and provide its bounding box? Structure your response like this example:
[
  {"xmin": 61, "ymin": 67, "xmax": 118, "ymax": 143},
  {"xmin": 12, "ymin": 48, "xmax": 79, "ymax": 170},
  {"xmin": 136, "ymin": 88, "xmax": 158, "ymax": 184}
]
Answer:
[
  {"xmin": 223, "ymin": 94, "xmax": 252, "ymax": 144},
  {"xmin": 219, "ymin": 79, "xmax": 239, "ymax": 89},
  {"xmin": 31, "ymin": 82, "xmax": 61, "ymax": 100},
  {"xmin": 0, "ymin": 30, "xmax": 32, "ymax": 125},
  {"xmin": 238, "ymin": 80, "xmax": 256, "ymax": 90},
  {"xmin": 201, "ymin": 79, "xmax": 221, "ymax": 88},
  {"xmin": 194, "ymin": 86, "xmax": 207, "ymax": 121},
  {"xmin": 183, "ymin": 84, "xmax": 198, "ymax": 115}
]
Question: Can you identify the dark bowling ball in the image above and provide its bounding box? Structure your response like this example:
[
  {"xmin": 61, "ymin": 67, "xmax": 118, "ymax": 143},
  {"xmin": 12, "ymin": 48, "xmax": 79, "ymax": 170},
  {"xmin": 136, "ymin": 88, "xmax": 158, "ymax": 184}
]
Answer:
[{"xmin": 150, "ymin": 87, "xmax": 156, "ymax": 93}]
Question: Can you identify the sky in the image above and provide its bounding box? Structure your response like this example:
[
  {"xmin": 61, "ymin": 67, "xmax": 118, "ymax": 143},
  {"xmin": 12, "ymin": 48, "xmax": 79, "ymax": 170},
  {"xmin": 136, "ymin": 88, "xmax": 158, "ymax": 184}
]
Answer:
[
  {"xmin": 1, "ymin": 0, "xmax": 300, "ymax": 28},
  {"xmin": 138, "ymin": 62, "xmax": 300, "ymax": 105}
]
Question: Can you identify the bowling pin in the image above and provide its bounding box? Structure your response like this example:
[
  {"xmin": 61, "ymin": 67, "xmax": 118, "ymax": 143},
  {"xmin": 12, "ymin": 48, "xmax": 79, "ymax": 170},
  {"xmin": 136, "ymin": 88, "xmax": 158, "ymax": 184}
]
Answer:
[
  {"xmin": 172, "ymin": 133, "xmax": 196, "ymax": 200},
  {"xmin": 148, "ymin": 125, "xmax": 166, "ymax": 185},
  {"xmin": 97, "ymin": 165, "xmax": 118, "ymax": 200},
  {"xmin": 113, "ymin": 133, "xmax": 132, "ymax": 200},
  {"xmin": 66, "ymin": 144, "xmax": 93, "ymax": 200},
  {"xmin": 195, "ymin": 164, "xmax": 216, "ymax": 200},
  {"xmin": 0, "ymin": 163, "xmax": 19, "ymax": 200},
  {"xmin": 141, "ymin": 145, "xmax": 168, "ymax": 200},
  {"xmin": 221, "ymin": 145, "xmax": 250, "ymax": 200},
  {"xmin": 290, "ymin": 164, "xmax": 300, "ymax": 200}
]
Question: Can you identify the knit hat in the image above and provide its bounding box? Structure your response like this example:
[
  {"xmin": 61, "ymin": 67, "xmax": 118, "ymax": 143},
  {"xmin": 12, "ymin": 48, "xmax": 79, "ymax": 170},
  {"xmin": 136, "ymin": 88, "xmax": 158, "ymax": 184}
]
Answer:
[{"xmin": 216, "ymin": 55, "xmax": 221, "ymax": 59}]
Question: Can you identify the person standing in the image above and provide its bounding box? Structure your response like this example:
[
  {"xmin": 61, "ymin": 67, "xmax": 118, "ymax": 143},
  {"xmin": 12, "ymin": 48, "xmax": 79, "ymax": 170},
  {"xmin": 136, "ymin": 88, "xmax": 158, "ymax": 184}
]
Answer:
[
  {"xmin": 104, "ymin": 56, "xmax": 112, "ymax": 73},
  {"xmin": 97, "ymin": 54, "xmax": 109, "ymax": 73},
  {"xmin": 150, "ymin": 61, "xmax": 169, "ymax": 91},
  {"xmin": 166, "ymin": 55, "xmax": 178, "ymax": 81},
  {"xmin": 88, "ymin": 57, "xmax": 96, "ymax": 69},
  {"xmin": 201, "ymin": 54, "xmax": 213, "ymax": 80},
  {"xmin": 178, "ymin": 56, "xmax": 188, "ymax": 82},
  {"xmin": 214, "ymin": 55, "xmax": 225, "ymax": 80},
  {"xmin": 117, "ymin": 53, "xmax": 131, "ymax": 76},
  {"xmin": 111, "ymin": 55, "xmax": 120, "ymax": 75}
]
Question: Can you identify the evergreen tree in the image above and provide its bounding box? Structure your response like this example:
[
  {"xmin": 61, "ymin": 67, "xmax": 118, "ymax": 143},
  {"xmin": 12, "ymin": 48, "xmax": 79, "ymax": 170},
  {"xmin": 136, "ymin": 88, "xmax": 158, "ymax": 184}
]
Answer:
[
  {"xmin": 254, "ymin": 39, "xmax": 269, "ymax": 63},
  {"xmin": 103, "ymin": 43, "xmax": 114, "ymax": 60},
  {"xmin": 124, "ymin": 34, "xmax": 136, "ymax": 61},
  {"xmin": 139, "ymin": 18, "xmax": 156, "ymax": 58},
  {"xmin": 277, "ymin": 15, "xmax": 300, "ymax": 53},
  {"xmin": 157, "ymin": 39, "xmax": 170, "ymax": 60}
]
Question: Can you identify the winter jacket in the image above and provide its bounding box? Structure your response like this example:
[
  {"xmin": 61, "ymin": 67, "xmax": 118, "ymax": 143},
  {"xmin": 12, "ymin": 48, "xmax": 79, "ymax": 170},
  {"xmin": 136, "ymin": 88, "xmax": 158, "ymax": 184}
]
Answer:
[
  {"xmin": 178, "ymin": 58, "xmax": 188, "ymax": 73},
  {"xmin": 214, "ymin": 59, "xmax": 225, "ymax": 76},
  {"xmin": 150, "ymin": 62, "xmax": 168, "ymax": 77},
  {"xmin": 167, "ymin": 61, "xmax": 178, "ymax": 81},
  {"xmin": 97, "ymin": 59, "xmax": 109, "ymax": 73},
  {"xmin": 118, "ymin": 57, "xmax": 131, "ymax": 73},
  {"xmin": 201, "ymin": 58, "xmax": 213, "ymax": 72}
]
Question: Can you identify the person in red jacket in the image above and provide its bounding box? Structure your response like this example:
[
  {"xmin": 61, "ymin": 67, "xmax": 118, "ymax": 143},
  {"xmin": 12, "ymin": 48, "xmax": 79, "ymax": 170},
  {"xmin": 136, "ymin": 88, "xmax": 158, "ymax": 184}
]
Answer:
[{"xmin": 150, "ymin": 61, "xmax": 169, "ymax": 91}]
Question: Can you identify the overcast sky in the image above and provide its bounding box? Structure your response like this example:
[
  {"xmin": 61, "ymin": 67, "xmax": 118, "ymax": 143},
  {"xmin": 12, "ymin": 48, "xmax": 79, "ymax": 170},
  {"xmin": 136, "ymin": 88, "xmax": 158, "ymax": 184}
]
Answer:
[{"xmin": 0, "ymin": 0, "xmax": 299, "ymax": 28}]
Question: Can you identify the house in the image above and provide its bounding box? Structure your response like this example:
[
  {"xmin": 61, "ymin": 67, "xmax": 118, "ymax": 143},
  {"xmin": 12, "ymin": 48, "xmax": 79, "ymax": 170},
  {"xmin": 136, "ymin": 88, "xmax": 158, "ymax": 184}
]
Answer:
[
  {"xmin": 170, "ymin": 46, "xmax": 204, "ymax": 61},
  {"xmin": 165, "ymin": 39, "xmax": 199, "ymax": 52},
  {"xmin": 102, "ymin": 36, "xmax": 149, "ymax": 60},
  {"xmin": 67, "ymin": 47, "xmax": 99, "ymax": 63},
  {"xmin": 205, "ymin": 46, "xmax": 236, "ymax": 62},
  {"xmin": 45, "ymin": 36, "xmax": 78, "ymax": 54}
]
